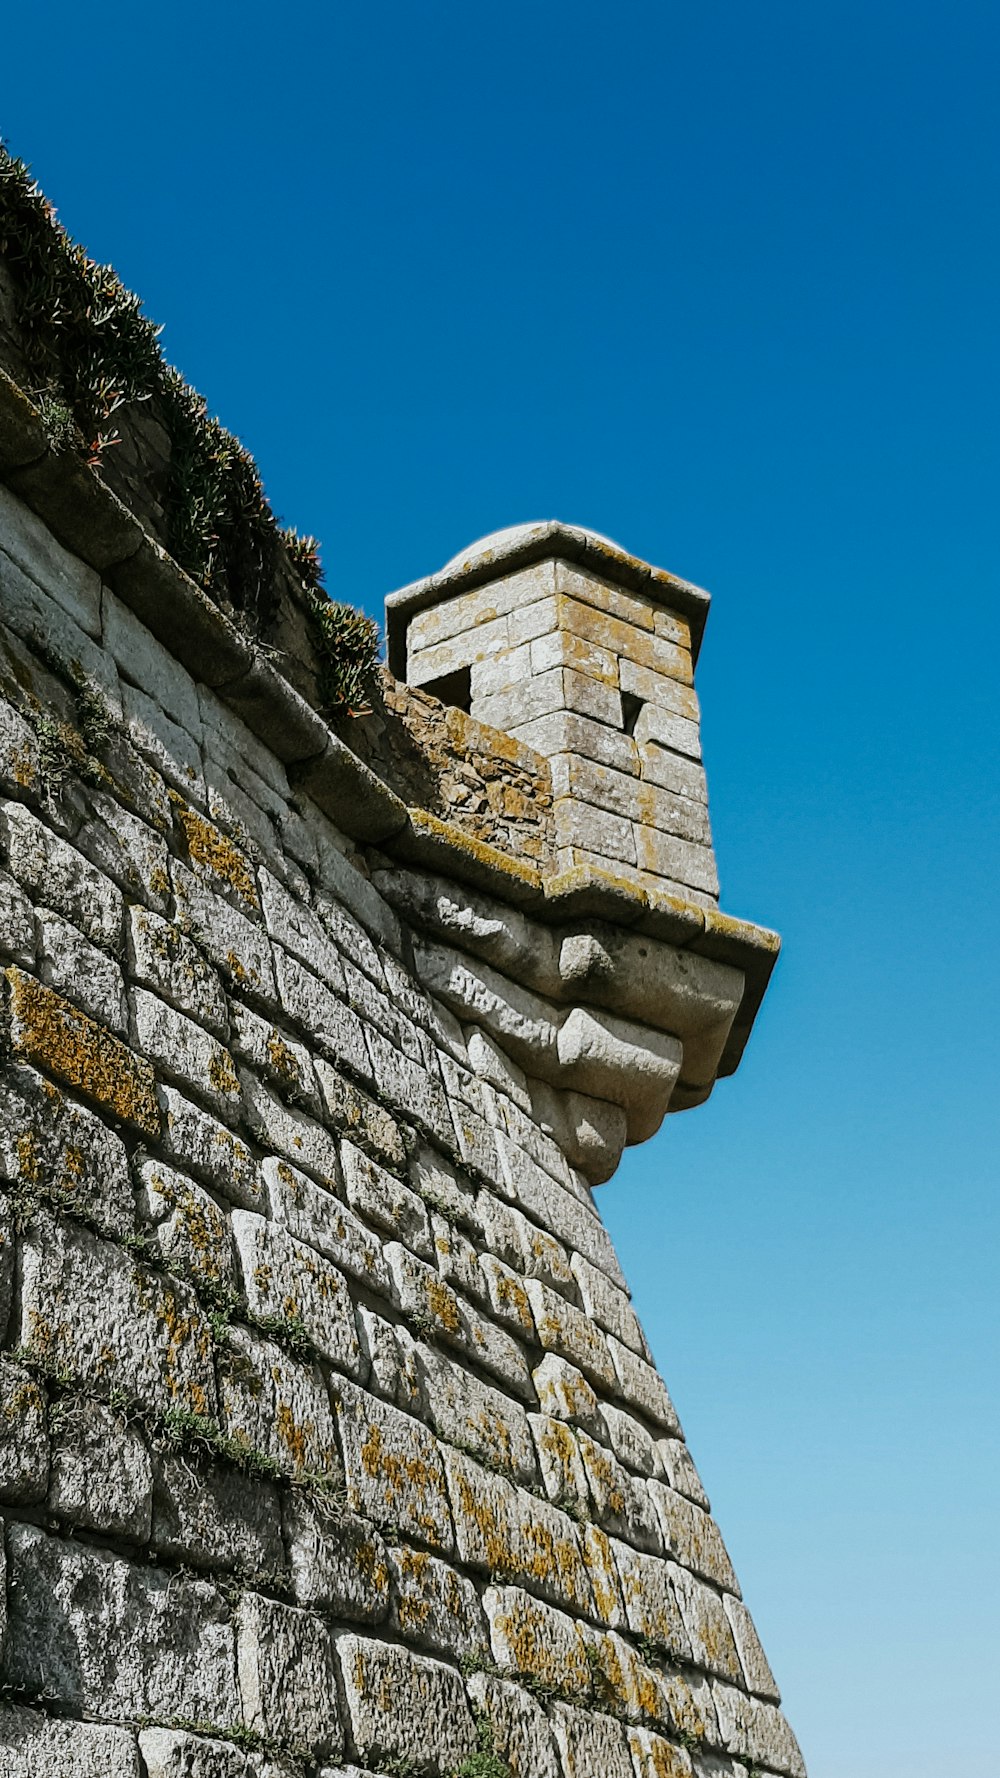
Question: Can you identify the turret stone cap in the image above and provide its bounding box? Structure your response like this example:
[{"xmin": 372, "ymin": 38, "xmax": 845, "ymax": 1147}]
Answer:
[{"xmin": 385, "ymin": 520, "xmax": 711, "ymax": 678}]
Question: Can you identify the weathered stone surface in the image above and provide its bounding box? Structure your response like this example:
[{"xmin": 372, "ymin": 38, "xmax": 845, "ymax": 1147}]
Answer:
[
  {"xmin": 37, "ymin": 908, "xmax": 127, "ymax": 1033},
  {"xmin": 129, "ymin": 904, "xmax": 227, "ymax": 1033},
  {"xmin": 557, "ymin": 1006, "xmax": 683, "ymax": 1143},
  {"xmin": 230, "ymin": 1000, "xmax": 320, "ymax": 1111},
  {"xmin": 530, "ymin": 1411, "xmax": 591, "ymax": 1516},
  {"xmin": 387, "ymin": 1544, "xmax": 488, "ymax": 1659},
  {"xmin": 415, "ymin": 1338, "xmax": 537, "ymax": 1484},
  {"xmin": 0, "ymin": 1204, "xmax": 13, "ymax": 1339},
  {"xmin": 0, "ymin": 867, "xmax": 34, "ymax": 966},
  {"xmin": 172, "ymin": 856, "xmax": 276, "ymax": 1001},
  {"xmin": 333, "ymin": 1376, "xmax": 453, "ymax": 1554},
  {"xmin": 363, "ymin": 1024, "xmax": 453, "ymax": 1147},
  {"xmin": 445, "ymin": 1447, "xmax": 593, "ymax": 1614},
  {"xmin": 335, "ymin": 1634, "xmax": 478, "ymax": 1775},
  {"xmin": 387, "ymin": 1242, "xmax": 533, "ymax": 1400},
  {"xmin": 494, "ymin": 1133, "xmax": 627, "ymax": 1286},
  {"xmin": 533, "ymin": 1351, "xmax": 606, "ymax": 1436},
  {"xmin": 315, "ymin": 1057, "xmax": 407, "ymax": 1169},
  {"xmin": 478, "ymin": 1251, "xmax": 537, "ymax": 1338},
  {"xmin": 0, "ymin": 1355, "xmax": 48, "ymax": 1503},
  {"xmin": 570, "ymin": 1250, "xmax": 644, "ymax": 1351},
  {"xmin": 3, "ymin": 1522, "xmax": 240, "ymax": 1725},
  {"xmin": 139, "ymin": 1728, "xmax": 248, "ymax": 1778},
  {"xmin": 284, "ymin": 1494, "xmax": 390, "ymax": 1620},
  {"xmin": 137, "ymin": 1157, "xmax": 236, "ymax": 1292},
  {"xmin": 238, "ymin": 1593, "xmax": 341, "ymax": 1756},
  {"xmin": 259, "ymin": 865, "xmax": 345, "ymax": 990},
  {"xmin": 77, "ymin": 791, "xmax": 171, "ymax": 916},
  {"xmin": 723, "ymin": 1594, "xmax": 781, "ymax": 1702},
  {"xmin": 550, "ymin": 1700, "xmax": 634, "ymax": 1777},
  {"xmin": 602, "ymin": 1401, "xmax": 660, "ymax": 1476},
  {"xmin": 241, "ymin": 1071, "xmax": 340, "ymax": 1189},
  {"xmin": 485, "ymin": 1582, "xmax": 591, "ymax": 1695},
  {"xmin": 657, "ymin": 1435, "xmax": 710, "ymax": 1509},
  {"xmin": 1, "ymin": 799, "xmax": 123, "ymax": 949},
  {"xmin": 648, "ymin": 1483, "xmax": 739, "ymax": 1593},
  {"xmin": 264, "ymin": 1156, "xmax": 389, "ymax": 1297},
  {"xmin": 477, "ymin": 1189, "xmax": 575, "ymax": 1296},
  {"xmin": 628, "ymin": 1726, "xmax": 696, "ymax": 1777},
  {"xmin": 612, "ymin": 1540, "xmax": 690, "ymax": 1660},
  {"xmin": 0, "ymin": 1061, "xmax": 133, "ymax": 1236},
  {"xmin": 7, "ymin": 969, "xmax": 159, "ymax": 1138},
  {"xmin": 276, "ymin": 948, "xmax": 369, "ymax": 1078},
  {"xmin": 465, "ymin": 1671, "xmax": 562, "ymax": 1778},
  {"xmin": 49, "ymin": 1396, "xmax": 151, "ymax": 1539},
  {"xmin": 0, "ymin": 1706, "xmax": 140, "ymax": 1776},
  {"xmin": 133, "ymin": 987, "xmax": 241, "ymax": 1121},
  {"xmin": 712, "ymin": 1683, "xmax": 805, "ymax": 1777},
  {"xmin": 609, "ymin": 1334, "xmax": 682, "ymax": 1435},
  {"xmin": 232, "ymin": 1210, "xmax": 362, "ymax": 1377},
  {"xmin": 523, "ymin": 1275, "xmax": 617, "ymax": 1391},
  {"xmin": 18, "ymin": 1212, "xmax": 215, "ymax": 1416},
  {"xmin": 672, "ymin": 1566, "xmax": 743, "ymax": 1683},
  {"xmin": 159, "ymin": 1085, "xmax": 265, "ymax": 1211},
  {"xmin": 217, "ymin": 1324, "xmax": 341, "ymax": 1481},
  {"xmin": 340, "ymin": 1138, "xmax": 431, "ymax": 1258},
  {"xmin": 152, "ymin": 1451, "xmax": 283, "ymax": 1576},
  {"xmin": 357, "ymin": 1307, "xmax": 425, "ymax": 1415},
  {"xmin": 576, "ymin": 1430, "xmax": 663, "ymax": 1553}
]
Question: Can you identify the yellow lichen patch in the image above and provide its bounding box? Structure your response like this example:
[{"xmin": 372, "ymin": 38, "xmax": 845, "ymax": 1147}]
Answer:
[
  {"xmin": 581, "ymin": 1525, "xmax": 622, "ymax": 1624},
  {"xmin": 492, "ymin": 1269, "xmax": 534, "ymax": 1335},
  {"xmin": 172, "ymin": 796, "xmax": 258, "ymax": 908},
  {"xmin": 15, "ymin": 1131, "xmax": 42, "ymax": 1186},
  {"xmin": 627, "ymin": 1728, "xmax": 693, "ymax": 1778},
  {"xmin": 275, "ymin": 1400, "xmax": 316, "ymax": 1472},
  {"xmin": 424, "ymin": 1276, "xmax": 462, "ymax": 1337},
  {"xmin": 266, "ymin": 1030, "xmax": 304, "ymax": 1090},
  {"xmin": 7, "ymin": 968, "xmax": 160, "ymax": 1137},
  {"xmin": 358, "ymin": 1420, "xmax": 447, "ymax": 1545},
  {"xmin": 207, "ymin": 1048, "xmax": 240, "ymax": 1099},
  {"xmin": 495, "ymin": 1595, "xmax": 591, "ymax": 1695}
]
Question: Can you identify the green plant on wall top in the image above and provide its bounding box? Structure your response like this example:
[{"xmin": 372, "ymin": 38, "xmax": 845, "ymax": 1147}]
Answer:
[{"xmin": 0, "ymin": 145, "xmax": 379, "ymax": 711}]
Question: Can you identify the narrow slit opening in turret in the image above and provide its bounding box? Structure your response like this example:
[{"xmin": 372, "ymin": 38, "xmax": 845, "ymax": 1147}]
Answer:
[
  {"xmin": 622, "ymin": 692, "xmax": 644, "ymax": 736},
  {"xmin": 418, "ymin": 665, "xmax": 472, "ymax": 714}
]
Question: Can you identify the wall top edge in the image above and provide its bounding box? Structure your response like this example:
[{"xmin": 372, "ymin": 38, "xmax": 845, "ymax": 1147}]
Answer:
[
  {"xmin": 383, "ymin": 520, "xmax": 711, "ymax": 676},
  {"xmin": 0, "ymin": 367, "xmax": 776, "ymax": 1081}
]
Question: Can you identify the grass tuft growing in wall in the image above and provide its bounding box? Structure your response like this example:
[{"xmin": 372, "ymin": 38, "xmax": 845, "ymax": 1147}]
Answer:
[{"xmin": 0, "ymin": 144, "xmax": 380, "ymax": 709}]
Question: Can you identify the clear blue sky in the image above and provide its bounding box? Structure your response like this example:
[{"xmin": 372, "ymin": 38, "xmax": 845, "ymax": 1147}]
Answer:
[{"xmin": 4, "ymin": 5, "xmax": 998, "ymax": 1772}]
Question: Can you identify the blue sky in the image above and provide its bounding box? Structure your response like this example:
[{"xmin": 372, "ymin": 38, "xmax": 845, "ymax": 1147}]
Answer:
[{"xmin": 3, "ymin": 4, "xmax": 998, "ymax": 1771}]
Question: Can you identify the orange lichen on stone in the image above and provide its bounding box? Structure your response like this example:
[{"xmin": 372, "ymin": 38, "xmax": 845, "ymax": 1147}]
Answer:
[
  {"xmin": 495, "ymin": 1594, "xmax": 591, "ymax": 1695},
  {"xmin": 172, "ymin": 796, "xmax": 259, "ymax": 908},
  {"xmin": 6, "ymin": 968, "xmax": 160, "ymax": 1137},
  {"xmin": 425, "ymin": 1276, "xmax": 462, "ymax": 1336}
]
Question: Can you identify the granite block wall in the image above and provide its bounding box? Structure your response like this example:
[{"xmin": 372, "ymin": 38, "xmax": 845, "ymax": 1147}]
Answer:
[{"xmin": 0, "ymin": 476, "xmax": 803, "ymax": 1778}]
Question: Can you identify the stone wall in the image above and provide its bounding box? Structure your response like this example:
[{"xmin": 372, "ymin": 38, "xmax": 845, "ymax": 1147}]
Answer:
[{"xmin": 0, "ymin": 377, "xmax": 801, "ymax": 1778}]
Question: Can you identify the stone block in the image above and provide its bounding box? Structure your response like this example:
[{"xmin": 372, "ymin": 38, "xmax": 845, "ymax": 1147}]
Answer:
[
  {"xmin": 430, "ymin": 1211, "xmax": 486, "ymax": 1304},
  {"xmin": 104, "ymin": 586, "xmax": 201, "ymax": 729},
  {"xmin": 357, "ymin": 1308, "xmax": 425, "ymax": 1415},
  {"xmin": 639, "ymin": 739, "xmax": 709, "ymax": 802},
  {"xmin": 650, "ymin": 1665, "xmax": 719, "ymax": 1753},
  {"xmin": 608, "ymin": 1335, "xmax": 683, "ymax": 1435},
  {"xmin": 550, "ymin": 1700, "xmax": 635, "ymax": 1777},
  {"xmin": 77, "ymin": 790, "xmax": 171, "ymax": 914},
  {"xmin": 671, "ymin": 1566, "xmax": 743, "ymax": 1683},
  {"xmin": 484, "ymin": 1583, "xmax": 591, "ymax": 1696},
  {"xmin": 340, "ymin": 1139, "xmax": 432, "ymax": 1259},
  {"xmin": 265, "ymin": 1156, "xmax": 390, "ymax": 1298},
  {"xmin": 2, "ymin": 1521, "xmax": 240, "ymax": 1726},
  {"xmin": 409, "ymin": 611, "xmax": 510, "ymax": 687},
  {"xmin": 229, "ymin": 1001, "xmax": 320, "ymax": 1111},
  {"xmin": 465, "ymin": 1671, "xmax": 562, "ymax": 1778},
  {"xmin": 477, "ymin": 1251, "xmax": 536, "ymax": 1338},
  {"xmin": 123, "ymin": 677, "xmax": 204, "ymax": 796},
  {"xmin": 171, "ymin": 857, "xmax": 276, "ymax": 1002},
  {"xmin": 634, "ymin": 824, "xmax": 719, "ymax": 898},
  {"xmin": 232, "ymin": 1210, "xmax": 362, "ymax": 1377},
  {"xmin": 711, "ymin": 1683, "xmax": 805, "ymax": 1777},
  {"xmin": 19, "ymin": 1212, "xmax": 215, "ymax": 1416},
  {"xmin": 275, "ymin": 948, "xmax": 369, "ymax": 1078},
  {"xmin": 333, "ymin": 1375, "xmax": 453, "ymax": 1554},
  {"xmin": 217, "ymin": 1324, "xmax": 341, "ymax": 1483},
  {"xmin": 494, "ymin": 1135, "xmax": 626, "ymax": 1286},
  {"xmin": 576, "ymin": 1431, "xmax": 663, "ymax": 1554},
  {"xmin": 159, "ymin": 1086, "xmax": 266, "ymax": 1212},
  {"xmin": 0, "ymin": 482, "xmax": 102, "ymax": 635},
  {"xmin": 530, "ymin": 625, "xmax": 620, "ymax": 686},
  {"xmin": 0, "ymin": 868, "xmax": 34, "ymax": 966},
  {"xmin": 510, "ymin": 706, "xmax": 640, "ymax": 774},
  {"xmin": 133, "ymin": 987, "xmax": 240, "ymax": 1121},
  {"xmin": 128, "ymin": 905, "xmax": 227, "ymax": 1034},
  {"xmin": 151, "ymin": 1451, "xmax": 283, "ymax": 1577},
  {"xmin": 48, "ymin": 1395, "xmax": 151, "ymax": 1539},
  {"xmin": 137, "ymin": 1158, "xmax": 236, "ymax": 1293},
  {"xmin": 0, "ymin": 1705, "xmax": 141, "ymax": 1776},
  {"xmin": 580, "ymin": 1522, "xmax": 628, "ymax": 1628},
  {"xmin": 284, "ymin": 1493, "xmax": 390, "ymax": 1619},
  {"xmin": 315, "ymin": 1059, "xmax": 407, "ymax": 1171},
  {"xmin": 602, "ymin": 1403, "xmax": 660, "ymax": 1477},
  {"xmin": 0, "ymin": 1060, "xmax": 134, "ymax": 1237},
  {"xmin": 241, "ymin": 1071, "xmax": 340, "ymax": 1190},
  {"xmin": 557, "ymin": 586, "xmax": 693, "ymax": 678},
  {"xmin": 139, "ymin": 1728, "xmax": 249, "ymax": 1778},
  {"xmin": 648, "ymin": 1483, "xmax": 739, "ymax": 1593},
  {"xmin": 0, "ymin": 1355, "xmax": 48, "ymax": 1503},
  {"xmin": 554, "ymin": 794, "xmax": 637, "ymax": 866},
  {"xmin": 532, "ymin": 1352, "xmax": 606, "ymax": 1437},
  {"xmin": 530, "ymin": 1412, "xmax": 590, "ymax": 1516},
  {"xmin": 477, "ymin": 1191, "xmax": 575, "ymax": 1297},
  {"xmin": 656, "ymin": 1436, "xmax": 710, "ymax": 1509},
  {"xmin": 413, "ymin": 1339, "xmax": 537, "ymax": 1484},
  {"xmin": 523, "ymin": 1276, "xmax": 617, "ymax": 1392},
  {"xmin": 363, "ymin": 1025, "xmax": 454, "ymax": 1148},
  {"xmin": 387, "ymin": 1243, "xmax": 533, "ymax": 1401},
  {"xmin": 258, "ymin": 864, "xmax": 345, "ymax": 992},
  {"xmin": 444, "ymin": 1446, "xmax": 593, "ymax": 1614},
  {"xmin": 335, "ymin": 1633, "xmax": 478, "ymax": 1776},
  {"xmin": 387, "ymin": 1544, "xmax": 488, "ymax": 1659},
  {"xmin": 7, "ymin": 968, "xmax": 159, "ymax": 1137},
  {"xmin": 0, "ymin": 1204, "xmax": 12, "ymax": 1340},
  {"xmin": 628, "ymin": 1727, "xmax": 695, "ymax": 1777},
  {"xmin": 620, "ymin": 655, "xmax": 699, "ymax": 720},
  {"xmin": 723, "ymin": 1594, "xmax": 781, "ymax": 1702},
  {"xmin": 633, "ymin": 698, "xmax": 702, "ymax": 760},
  {"xmin": 466, "ymin": 1025, "xmax": 533, "ymax": 1112},
  {"xmin": 0, "ymin": 698, "xmax": 40, "ymax": 801},
  {"xmin": 37, "ymin": 907, "xmax": 127, "ymax": 1033},
  {"xmin": 611, "ymin": 1540, "xmax": 690, "ymax": 1660},
  {"xmin": 1, "ymin": 800, "xmax": 123, "ymax": 949},
  {"xmin": 238, "ymin": 1592, "xmax": 341, "ymax": 1756}
]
